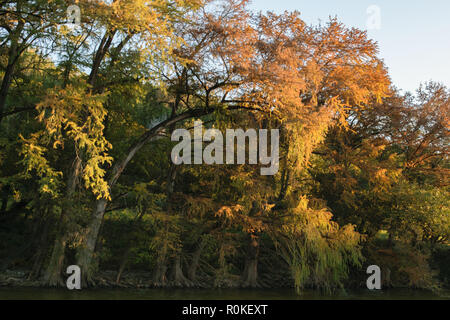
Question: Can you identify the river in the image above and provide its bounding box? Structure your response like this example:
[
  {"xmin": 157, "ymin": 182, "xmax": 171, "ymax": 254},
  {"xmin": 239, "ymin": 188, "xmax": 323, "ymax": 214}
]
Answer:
[{"xmin": 0, "ymin": 288, "xmax": 448, "ymax": 300}]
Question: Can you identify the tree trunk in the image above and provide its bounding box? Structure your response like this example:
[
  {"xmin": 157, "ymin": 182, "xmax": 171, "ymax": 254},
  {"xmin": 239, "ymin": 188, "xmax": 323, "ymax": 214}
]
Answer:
[
  {"xmin": 188, "ymin": 238, "xmax": 206, "ymax": 282},
  {"xmin": 48, "ymin": 29, "xmax": 116, "ymax": 286},
  {"xmin": 242, "ymin": 235, "xmax": 260, "ymax": 288},
  {"xmin": 44, "ymin": 153, "xmax": 83, "ymax": 284},
  {"xmin": 43, "ymin": 235, "xmax": 66, "ymax": 287},
  {"xmin": 0, "ymin": 57, "xmax": 16, "ymax": 122},
  {"xmin": 171, "ymin": 254, "xmax": 192, "ymax": 287},
  {"xmin": 43, "ymin": 205, "xmax": 70, "ymax": 286},
  {"xmin": 29, "ymin": 243, "xmax": 47, "ymax": 280},
  {"xmin": 76, "ymin": 198, "xmax": 107, "ymax": 286},
  {"xmin": 0, "ymin": 12, "xmax": 27, "ymax": 123},
  {"xmin": 116, "ymin": 246, "xmax": 132, "ymax": 284},
  {"xmin": 153, "ymin": 250, "xmax": 168, "ymax": 287},
  {"xmin": 0, "ymin": 20, "xmax": 23, "ymax": 124},
  {"xmin": 153, "ymin": 212, "xmax": 169, "ymax": 287}
]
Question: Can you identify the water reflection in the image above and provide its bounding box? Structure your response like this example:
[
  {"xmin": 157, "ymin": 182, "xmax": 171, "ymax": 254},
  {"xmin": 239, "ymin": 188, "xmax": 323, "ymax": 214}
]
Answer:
[{"xmin": 0, "ymin": 288, "xmax": 448, "ymax": 300}]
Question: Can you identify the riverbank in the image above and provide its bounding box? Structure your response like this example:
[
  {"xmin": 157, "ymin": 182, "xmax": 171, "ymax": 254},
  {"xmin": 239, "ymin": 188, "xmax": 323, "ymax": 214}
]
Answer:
[
  {"xmin": 0, "ymin": 270, "xmax": 450, "ymax": 300},
  {"xmin": 1, "ymin": 270, "xmax": 449, "ymax": 300},
  {"xmin": 0, "ymin": 269, "xmax": 269, "ymax": 289},
  {"xmin": 0, "ymin": 270, "xmax": 173, "ymax": 289}
]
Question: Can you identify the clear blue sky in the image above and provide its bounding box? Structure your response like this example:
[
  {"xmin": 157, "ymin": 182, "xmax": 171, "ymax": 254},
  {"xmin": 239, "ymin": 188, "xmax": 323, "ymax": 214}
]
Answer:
[{"xmin": 249, "ymin": 0, "xmax": 450, "ymax": 93}]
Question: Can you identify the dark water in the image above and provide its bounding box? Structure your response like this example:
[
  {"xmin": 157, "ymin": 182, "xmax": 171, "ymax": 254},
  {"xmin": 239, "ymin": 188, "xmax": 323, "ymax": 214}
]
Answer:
[{"xmin": 0, "ymin": 288, "xmax": 448, "ymax": 300}]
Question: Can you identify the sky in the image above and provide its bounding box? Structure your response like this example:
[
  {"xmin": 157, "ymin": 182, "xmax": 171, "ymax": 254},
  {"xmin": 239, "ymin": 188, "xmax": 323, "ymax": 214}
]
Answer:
[{"xmin": 249, "ymin": 0, "xmax": 450, "ymax": 93}]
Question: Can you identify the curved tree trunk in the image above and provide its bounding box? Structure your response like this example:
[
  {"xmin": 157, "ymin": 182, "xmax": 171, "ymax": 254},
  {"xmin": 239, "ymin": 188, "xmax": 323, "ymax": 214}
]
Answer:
[{"xmin": 74, "ymin": 108, "xmax": 214, "ymax": 283}]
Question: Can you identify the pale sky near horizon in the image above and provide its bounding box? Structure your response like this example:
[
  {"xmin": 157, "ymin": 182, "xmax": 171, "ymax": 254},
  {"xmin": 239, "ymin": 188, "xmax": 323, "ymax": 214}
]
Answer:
[{"xmin": 249, "ymin": 0, "xmax": 450, "ymax": 93}]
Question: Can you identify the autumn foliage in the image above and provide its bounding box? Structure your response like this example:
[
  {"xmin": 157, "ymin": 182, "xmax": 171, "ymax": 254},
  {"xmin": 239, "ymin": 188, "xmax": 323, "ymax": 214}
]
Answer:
[{"xmin": 0, "ymin": 0, "xmax": 448, "ymax": 291}]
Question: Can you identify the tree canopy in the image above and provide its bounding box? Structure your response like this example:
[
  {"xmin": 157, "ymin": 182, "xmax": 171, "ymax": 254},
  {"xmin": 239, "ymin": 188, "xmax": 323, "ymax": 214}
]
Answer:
[{"xmin": 0, "ymin": 0, "xmax": 448, "ymax": 292}]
